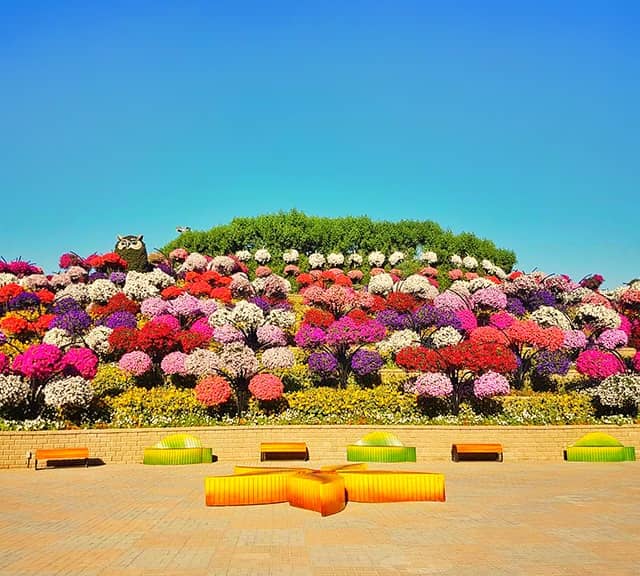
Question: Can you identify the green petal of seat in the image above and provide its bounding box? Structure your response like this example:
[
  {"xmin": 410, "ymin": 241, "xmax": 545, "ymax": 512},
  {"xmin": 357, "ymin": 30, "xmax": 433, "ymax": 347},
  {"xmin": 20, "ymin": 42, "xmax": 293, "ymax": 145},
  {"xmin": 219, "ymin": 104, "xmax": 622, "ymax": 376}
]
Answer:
[
  {"xmin": 143, "ymin": 447, "xmax": 212, "ymax": 465},
  {"xmin": 347, "ymin": 445, "xmax": 416, "ymax": 463},
  {"xmin": 571, "ymin": 432, "xmax": 624, "ymax": 447},
  {"xmin": 154, "ymin": 433, "xmax": 203, "ymax": 449},
  {"xmin": 354, "ymin": 432, "xmax": 405, "ymax": 447}
]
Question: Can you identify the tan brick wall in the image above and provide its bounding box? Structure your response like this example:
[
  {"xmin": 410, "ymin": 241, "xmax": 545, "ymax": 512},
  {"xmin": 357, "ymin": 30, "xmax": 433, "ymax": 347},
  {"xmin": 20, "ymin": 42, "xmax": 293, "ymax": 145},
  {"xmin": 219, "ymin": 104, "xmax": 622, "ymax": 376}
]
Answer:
[{"xmin": 1, "ymin": 425, "xmax": 638, "ymax": 469}]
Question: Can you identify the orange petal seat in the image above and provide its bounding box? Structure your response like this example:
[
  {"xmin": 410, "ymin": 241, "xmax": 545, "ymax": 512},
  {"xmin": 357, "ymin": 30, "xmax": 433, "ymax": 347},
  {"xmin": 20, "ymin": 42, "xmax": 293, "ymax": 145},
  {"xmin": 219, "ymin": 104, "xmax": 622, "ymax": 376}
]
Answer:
[
  {"xmin": 286, "ymin": 471, "xmax": 346, "ymax": 516},
  {"xmin": 337, "ymin": 470, "xmax": 446, "ymax": 503}
]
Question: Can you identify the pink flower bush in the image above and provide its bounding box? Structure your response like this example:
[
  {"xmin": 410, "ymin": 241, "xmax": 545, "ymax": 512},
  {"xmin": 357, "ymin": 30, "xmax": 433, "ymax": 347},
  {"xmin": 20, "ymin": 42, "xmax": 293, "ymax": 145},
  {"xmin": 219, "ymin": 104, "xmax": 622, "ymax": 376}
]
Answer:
[
  {"xmin": 118, "ymin": 351, "xmax": 153, "ymax": 376},
  {"xmin": 256, "ymin": 324, "xmax": 287, "ymax": 347},
  {"xmin": 160, "ymin": 351, "xmax": 188, "ymax": 375},
  {"xmin": 409, "ymin": 373, "xmax": 453, "ymax": 398},
  {"xmin": 471, "ymin": 287, "xmax": 507, "ymax": 310},
  {"xmin": 195, "ymin": 375, "xmax": 232, "ymax": 406},
  {"xmin": 633, "ymin": 352, "xmax": 640, "ymax": 372},
  {"xmin": 0, "ymin": 352, "xmax": 9, "ymax": 374},
  {"xmin": 168, "ymin": 293, "xmax": 202, "ymax": 318},
  {"xmin": 255, "ymin": 266, "xmax": 272, "ymax": 278},
  {"xmin": 595, "ymin": 329, "xmax": 628, "ymax": 350},
  {"xmin": 562, "ymin": 330, "xmax": 588, "ymax": 350},
  {"xmin": 213, "ymin": 325, "xmax": 245, "ymax": 344},
  {"xmin": 473, "ymin": 371, "xmax": 510, "ymax": 398},
  {"xmin": 248, "ymin": 373, "xmax": 284, "ymax": 401},
  {"xmin": 576, "ymin": 349, "xmax": 624, "ymax": 379},
  {"xmin": 455, "ymin": 309, "xmax": 478, "ymax": 332},
  {"xmin": 140, "ymin": 297, "xmax": 169, "ymax": 318},
  {"xmin": 347, "ymin": 270, "xmax": 364, "ymax": 282},
  {"xmin": 489, "ymin": 311, "xmax": 515, "ymax": 330},
  {"xmin": 448, "ymin": 269, "xmax": 464, "ymax": 280},
  {"xmin": 294, "ymin": 323, "xmax": 327, "ymax": 348},
  {"xmin": 190, "ymin": 317, "xmax": 214, "ymax": 340},
  {"xmin": 61, "ymin": 348, "xmax": 99, "ymax": 379},
  {"xmin": 12, "ymin": 344, "xmax": 63, "ymax": 380},
  {"xmin": 151, "ymin": 314, "xmax": 181, "ymax": 331}
]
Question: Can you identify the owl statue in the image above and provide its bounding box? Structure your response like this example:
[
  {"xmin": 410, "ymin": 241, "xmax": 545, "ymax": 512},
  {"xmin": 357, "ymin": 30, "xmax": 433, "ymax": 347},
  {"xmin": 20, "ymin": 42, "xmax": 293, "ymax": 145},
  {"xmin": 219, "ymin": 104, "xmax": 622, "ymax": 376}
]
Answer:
[{"xmin": 114, "ymin": 234, "xmax": 150, "ymax": 272}]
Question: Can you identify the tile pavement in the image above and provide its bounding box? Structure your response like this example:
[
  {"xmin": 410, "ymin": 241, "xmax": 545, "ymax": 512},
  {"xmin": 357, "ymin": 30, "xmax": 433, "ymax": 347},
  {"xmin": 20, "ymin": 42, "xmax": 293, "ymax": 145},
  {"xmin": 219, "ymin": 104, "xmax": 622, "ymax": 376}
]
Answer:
[{"xmin": 0, "ymin": 459, "xmax": 638, "ymax": 575}]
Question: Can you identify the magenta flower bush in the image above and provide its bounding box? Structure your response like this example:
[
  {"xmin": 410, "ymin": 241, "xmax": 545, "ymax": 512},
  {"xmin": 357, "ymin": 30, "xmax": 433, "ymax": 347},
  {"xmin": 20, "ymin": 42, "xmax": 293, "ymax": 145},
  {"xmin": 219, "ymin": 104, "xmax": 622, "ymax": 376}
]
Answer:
[
  {"xmin": 576, "ymin": 349, "xmax": 624, "ymax": 379},
  {"xmin": 12, "ymin": 344, "xmax": 63, "ymax": 380},
  {"xmin": 61, "ymin": 348, "xmax": 99, "ymax": 379}
]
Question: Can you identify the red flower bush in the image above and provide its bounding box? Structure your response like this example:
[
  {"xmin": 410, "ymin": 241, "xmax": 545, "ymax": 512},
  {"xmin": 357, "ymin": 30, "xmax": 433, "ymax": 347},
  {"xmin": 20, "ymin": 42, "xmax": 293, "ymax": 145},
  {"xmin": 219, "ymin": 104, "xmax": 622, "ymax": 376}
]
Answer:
[
  {"xmin": 195, "ymin": 375, "xmax": 233, "ymax": 406},
  {"xmin": 0, "ymin": 316, "xmax": 30, "ymax": 336},
  {"xmin": 469, "ymin": 326, "xmax": 510, "ymax": 346},
  {"xmin": 91, "ymin": 293, "xmax": 140, "ymax": 319},
  {"xmin": 248, "ymin": 373, "xmax": 284, "ymax": 401},
  {"xmin": 303, "ymin": 308, "xmax": 335, "ymax": 328},
  {"xmin": 161, "ymin": 285, "xmax": 186, "ymax": 300},
  {"xmin": 0, "ymin": 283, "xmax": 24, "ymax": 304},
  {"xmin": 177, "ymin": 330, "xmax": 210, "ymax": 353},
  {"xmin": 386, "ymin": 292, "xmax": 418, "ymax": 312},
  {"xmin": 440, "ymin": 341, "xmax": 518, "ymax": 375},
  {"xmin": 396, "ymin": 346, "xmax": 446, "ymax": 372},
  {"xmin": 108, "ymin": 327, "xmax": 140, "ymax": 354},
  {"xmin": 137, "ymin": 321, "xmax": 180, "ymax": 359}
]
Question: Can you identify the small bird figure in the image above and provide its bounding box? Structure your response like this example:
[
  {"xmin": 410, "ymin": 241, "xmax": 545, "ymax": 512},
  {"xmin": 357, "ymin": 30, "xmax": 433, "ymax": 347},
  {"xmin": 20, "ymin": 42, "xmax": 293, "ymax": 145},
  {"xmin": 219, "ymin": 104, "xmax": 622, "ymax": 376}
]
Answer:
[{"xmin": 176, "ymin": 226, "xmax": 191, "ymax": 233}]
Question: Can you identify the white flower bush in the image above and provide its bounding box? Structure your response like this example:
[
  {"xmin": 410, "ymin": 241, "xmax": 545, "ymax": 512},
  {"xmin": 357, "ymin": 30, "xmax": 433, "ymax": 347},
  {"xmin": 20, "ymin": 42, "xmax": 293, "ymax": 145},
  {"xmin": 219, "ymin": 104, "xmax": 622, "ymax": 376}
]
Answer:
[
  {"xmin": 308, "ymin": 252, "xmax": 326, "ymax": 269},
  {"xmin": 43, "ymin": 376, "xmax": 93, "ymax": 409},
  {"xmin": 327, "ymin": 252, "xmax": 345, "ymax": 267},
  {"xmin": 574, "ymin": 304, "xmax": 621, "ymax": 330},
  {"xmin": 208, "ymin": 255, "xmax": 236, "ymax": 275},
  {"xmin": 589, "ymin": 374, "xmax": 640, "ymax": 413},
  {"xmin": 146, "ymin": 269, "xmax": 175, "ymax": 289},
  {"xmin": 419, "ymin": 251, "xmax": 438, "ymax": 264},
  {"xmin": 368, "ymin": 273, "xmax": 394, "ymax": 296},
  {"xmin": 123, "ymin": 272, "xmax": 159, "ymax": 301},
  {"xmin": 481, "ymin": 259, "xmax": 493, "ymax": 272},
  {"xmin": 229, "ymin": 301, "xmax": 265, "ymax": 331},
  {"xmin": 185, "ymin": 349, "xmax": 219, "ymax": 377},
  {"xmin": 430, "ymin": 326, "xmax": 463, "ymax": 348},
  {"xmin": 20, "ymin": 274, "xmax": 50, "ymax": 290},
  {"xmin": 450, "ymin": 254, "xmax": 463, "ymax": 266},
  {"xmin": 43, "ymin": 328, "xmax": 81, "ymax": 349},
  {"xmin": 84, "ymin": 326, "xmax": 113, "ymax": 357},
  {"xmin": 55, "ymin": 283, "xmax": 90, "ymax": 305},
  {"xmin": 399, "ymin": 274, "xmax": 438, "ymax": 300},
  {"xmin": 208, "ymin": 307, "xmax": 233, "ymax": 327},
  {"xmin": 462, "ymin": 256, "xmax": 478, "ymax": 270},
  {"xmin": 468, "ymin": 277, "xmax": 495, "ymax": 292},
  {"xmin": 283, "ymin": 249, "xmax": 299, "ymax": 263},
  {"xmin": 0, "ymin": 374, "xmax": 30, "ymax": 409},
  {"xmin": 267, "ymin": 308, "xmax": 296, "ymax": 330},
  {"xmin": 235, "ymin": 249, "xmax": 252, "ymax": 262},
  {"xmin": 377, "ymin": 330, "xmax": 420, "ymax": 356},
  {"xmin": 347, "ymin": 253, "xmax": 363, "ymax": 267},
  {"xmin": 367, "ymin": 251, "xmax": 386, "ymax": 267},
  {"xmin": 0, "ymin": 273, "xmax": 18, "ymax": 286},
  {"xmin": 254, "ymin": 248, "xmax": 271, "ymax": 264},
  {"xmin": 88, "ymin": 279, "xmax": 119, "ymax": 304},
  {"xmin": 388, "ymin": 251, "xmax": 405, "ymax": 266},
  {"xmin": 531, "ymin": 306, "xmax": 572, "ymax": 330},
  {"xmin": 261, "ymin": 347, "xmax": 295, "ymax": 370}
]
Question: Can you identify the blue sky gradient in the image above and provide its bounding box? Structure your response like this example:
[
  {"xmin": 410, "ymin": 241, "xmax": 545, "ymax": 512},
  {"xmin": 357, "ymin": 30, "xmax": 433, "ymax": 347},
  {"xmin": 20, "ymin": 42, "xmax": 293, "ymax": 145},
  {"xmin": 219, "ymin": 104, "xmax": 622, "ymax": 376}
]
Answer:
[{"xmin": 1, "ymin": 1, "xmax": 638, "ymax": 287}]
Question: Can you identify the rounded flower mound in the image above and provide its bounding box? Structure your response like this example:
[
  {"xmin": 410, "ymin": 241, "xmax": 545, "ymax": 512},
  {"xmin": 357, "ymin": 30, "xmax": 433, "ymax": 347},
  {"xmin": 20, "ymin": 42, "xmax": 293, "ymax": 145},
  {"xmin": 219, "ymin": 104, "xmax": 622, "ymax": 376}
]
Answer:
[
  {"xmin": 595, "ymin": 329, "xmax": 628, "ymax": 350},
  {"xmin": 471, "ymin": 287, "xmax": 507, "ymax": 310},
  {"xmin": 256, "ymin": 324, "xmax": 287, "ymax": 347},
  {"xmin": 368, "ymin": 273, "xmax": 394, "ymax": 296},
  {"xmin": 283, "ymin": 249, "xmax": 299, "ymax": 263},
  {"xmin": 254, "ymin": 248, "xmax": 271, "ymax": 264},
  {"xmin": 195, "ymin": 375, "xmax": 233, "ymax": 406},
  {"xmin": 62, "ymin": 348, "xmax": 99, "ymax": 379},
  {"xmin": 410, "ymin": 373, "xmax": 452, "ymax": 398},
  {"xmin": 308, "ymin": 351, "xmax": 339, "ymax": 375},
  {"xmin": 400, "ymin": 275, "xmax": 439, "ymax": 300},
  {"xmin": 12, "ymin": 344, "xmax": 63, "ymax": 380},
  {"xmin": 0, "ymin": 374, "xmax": 30, "ymax": 408},
  {"xmin": 473, "ymin": 371, "xmax": 510, "ymax": 399},
  {"xmin": 118, "ymin": 351, "xmax": 153, "ymax": 376},
  {"xmin": 350, "ymin": 349, "xmax": 384, "ymax": 376},
  {"xmin": 160, "ymin": 351, "xmax": 188, "ymax": 375},
  {"xmin": 261, "ymin": 346, "xmax": 295, "ymax": 370},
  {"xmin": 249, "ymin": 373, "xmax": 284, "ymax": 401},
  {"xmin": 43, "ymin": 376, "xmax": 93, "ymax": 408},
  {"xmin": 367, "ymin": 251, "xmax": 385, "ymax": 267},
  {"xmin": 213, "ymin": 325, "xmax": 245, "ymax": 344},
  {"xmin": 576, "ymin": 349, "xmax": 624, "ymax": 379},
  {"xmin": 562, "ymin": 329, "xmax": 588, "ymax": 350},
  {"xmin": 185, "ymin": 348, "xmax": 219, "ymax": 377},
  {"xmin": 140, "ymin": 297, "xmax": 169, "ymax": 318}
]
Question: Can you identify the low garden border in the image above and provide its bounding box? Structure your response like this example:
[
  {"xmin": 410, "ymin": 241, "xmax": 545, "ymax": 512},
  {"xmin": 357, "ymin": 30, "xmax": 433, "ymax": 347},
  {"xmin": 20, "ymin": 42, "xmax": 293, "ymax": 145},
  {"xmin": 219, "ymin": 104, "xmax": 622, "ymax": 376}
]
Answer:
[{"xmin": 2, "ymin": 424, "xmax": 639, "ymax": 469}]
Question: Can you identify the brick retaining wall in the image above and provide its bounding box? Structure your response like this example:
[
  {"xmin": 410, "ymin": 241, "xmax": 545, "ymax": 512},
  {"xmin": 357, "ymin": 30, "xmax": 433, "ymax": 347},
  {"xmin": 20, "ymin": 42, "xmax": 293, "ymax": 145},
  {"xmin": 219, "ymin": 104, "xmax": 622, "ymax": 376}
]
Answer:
[{"xmin": 2, "ymin": 425, "xmax": 639, "ymax": 468}]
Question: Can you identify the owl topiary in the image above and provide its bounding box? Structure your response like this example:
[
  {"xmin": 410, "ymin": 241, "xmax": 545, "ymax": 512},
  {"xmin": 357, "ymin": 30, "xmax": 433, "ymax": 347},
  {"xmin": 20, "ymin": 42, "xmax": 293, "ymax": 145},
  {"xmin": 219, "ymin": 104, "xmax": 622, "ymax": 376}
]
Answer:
[{"xmin": 114, "ymin": 234, "xmax": 151, "ymax": 272}]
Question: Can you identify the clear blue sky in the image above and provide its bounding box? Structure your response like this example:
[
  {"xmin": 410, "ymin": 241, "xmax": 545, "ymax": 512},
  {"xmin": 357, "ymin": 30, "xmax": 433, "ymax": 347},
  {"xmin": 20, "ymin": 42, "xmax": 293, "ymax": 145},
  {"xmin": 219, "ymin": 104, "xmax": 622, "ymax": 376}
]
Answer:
[{"xmin": 1, "ymin": 1, "xmax": 638, "ymax": 287}]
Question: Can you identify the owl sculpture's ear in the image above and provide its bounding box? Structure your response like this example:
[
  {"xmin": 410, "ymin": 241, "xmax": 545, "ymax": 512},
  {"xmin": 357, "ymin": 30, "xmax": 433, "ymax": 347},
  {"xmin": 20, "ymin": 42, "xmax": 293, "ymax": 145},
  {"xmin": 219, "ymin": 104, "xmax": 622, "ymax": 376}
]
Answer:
[
  {"xmin": 137, "ymin": 235, "xmax": 144, "ymax": 240},
  {"xmin": 117, "ymin": 235, "xmax": 123, "ymax": 241}
]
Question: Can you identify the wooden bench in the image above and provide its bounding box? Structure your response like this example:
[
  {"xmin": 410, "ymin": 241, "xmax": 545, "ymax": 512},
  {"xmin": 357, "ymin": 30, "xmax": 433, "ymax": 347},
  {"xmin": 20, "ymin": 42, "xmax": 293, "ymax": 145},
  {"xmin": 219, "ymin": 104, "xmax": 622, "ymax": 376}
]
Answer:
[
  {"xmin": 34, "ymin": 448, "xmax": 90, "ymax": 470},
  {"xmin": 260, "ymin": 442, "xmax": 308, "ymax": 462},
  {"xmin": 451, "ymin": 443, "xmax": 503, "ymax": 462}
]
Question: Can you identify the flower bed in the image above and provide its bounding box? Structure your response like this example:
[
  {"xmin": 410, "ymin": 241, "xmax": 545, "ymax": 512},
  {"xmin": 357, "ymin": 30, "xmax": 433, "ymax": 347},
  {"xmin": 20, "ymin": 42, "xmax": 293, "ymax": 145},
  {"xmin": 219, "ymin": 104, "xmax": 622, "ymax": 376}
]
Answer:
[{"xmin": 0, "ymin": 247, "xmax": 639, "ymax": 430}]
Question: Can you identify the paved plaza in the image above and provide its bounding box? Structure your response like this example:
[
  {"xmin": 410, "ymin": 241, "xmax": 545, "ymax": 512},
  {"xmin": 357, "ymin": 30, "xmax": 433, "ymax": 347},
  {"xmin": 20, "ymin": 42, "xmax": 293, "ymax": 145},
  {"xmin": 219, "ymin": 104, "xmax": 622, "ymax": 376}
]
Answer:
[{"xmin": 1, "ymin": 459, "xmax": 639, "ymax": 575}]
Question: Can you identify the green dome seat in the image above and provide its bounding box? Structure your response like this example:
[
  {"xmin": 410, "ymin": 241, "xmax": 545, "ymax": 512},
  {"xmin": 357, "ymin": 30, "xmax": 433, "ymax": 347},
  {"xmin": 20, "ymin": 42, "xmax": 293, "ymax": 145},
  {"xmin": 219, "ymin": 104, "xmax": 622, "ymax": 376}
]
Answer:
[
  {"xmin": 347, "ymin": 432, "xmax": 416, "ymax": 462},
  {"xmin": 143, "ymin": 433, "xmax": 212, "ymax": 465},
  {"xmin": 566, "ymin": 432, "xmax": 635, "ymax": 462}
]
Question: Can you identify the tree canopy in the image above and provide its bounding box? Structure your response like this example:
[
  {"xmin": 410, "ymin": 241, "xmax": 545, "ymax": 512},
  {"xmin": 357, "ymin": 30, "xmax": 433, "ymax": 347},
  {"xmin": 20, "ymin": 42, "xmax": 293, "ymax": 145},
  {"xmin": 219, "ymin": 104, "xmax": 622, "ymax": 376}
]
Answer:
[{"xmin": 162, "ymin": 210, "xmax": 516, "ymax": 271}]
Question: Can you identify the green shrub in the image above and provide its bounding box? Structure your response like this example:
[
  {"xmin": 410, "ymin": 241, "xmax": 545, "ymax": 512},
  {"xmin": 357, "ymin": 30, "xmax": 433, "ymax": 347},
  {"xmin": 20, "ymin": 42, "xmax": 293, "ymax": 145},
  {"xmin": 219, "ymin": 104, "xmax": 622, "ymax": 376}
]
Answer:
[
  {"xmin": 91, "ymin": 363, "xmax": 135, "ymax": 397},
  {"xmin": 496, "ymin": 393, "xmax": 595, "ymax": 425},
  {"xmin": 284, "ymin": 384, "xmax": 421, "ymax": 424},
  {"xmin": 105, "ymin": 386, "xmax": 213, "ymax": 427}
]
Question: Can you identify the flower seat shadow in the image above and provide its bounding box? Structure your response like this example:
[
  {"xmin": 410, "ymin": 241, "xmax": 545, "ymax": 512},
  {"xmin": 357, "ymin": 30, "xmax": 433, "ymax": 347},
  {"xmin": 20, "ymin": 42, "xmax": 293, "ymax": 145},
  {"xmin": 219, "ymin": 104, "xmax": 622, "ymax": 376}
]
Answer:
[{"xmin": 143, "ymin": 433, "xmax": 213, "ymax": 465}]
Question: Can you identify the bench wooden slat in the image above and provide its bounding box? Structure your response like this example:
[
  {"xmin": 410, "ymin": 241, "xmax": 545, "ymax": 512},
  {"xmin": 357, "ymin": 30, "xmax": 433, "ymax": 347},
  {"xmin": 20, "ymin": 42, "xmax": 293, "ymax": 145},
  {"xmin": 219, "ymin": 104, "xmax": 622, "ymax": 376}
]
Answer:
[
  {"xmin": 34, "ymin": 448, "xmax": 89, "ymax": 470},
  {"xmin": 452, "ymin": 443, "xmax": 503, "ymax": 462}
]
